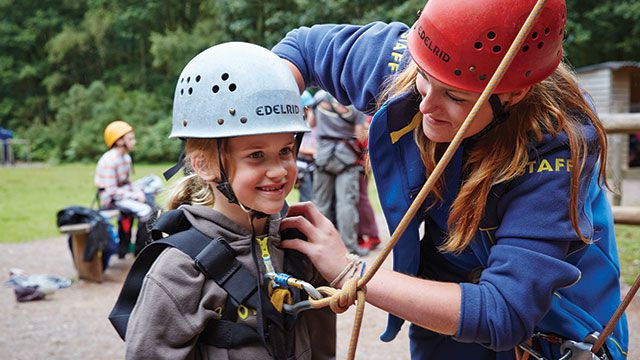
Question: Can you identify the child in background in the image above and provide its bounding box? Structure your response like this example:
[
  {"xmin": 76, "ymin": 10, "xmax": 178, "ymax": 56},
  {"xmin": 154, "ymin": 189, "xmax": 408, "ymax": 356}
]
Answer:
[{"xmin": 123, "ymin": 42, "xmax": 335, "ymax": 360}]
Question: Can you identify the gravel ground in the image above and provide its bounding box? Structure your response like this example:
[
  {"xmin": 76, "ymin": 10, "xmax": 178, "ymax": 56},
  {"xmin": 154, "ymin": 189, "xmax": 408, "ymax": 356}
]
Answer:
[
  {"xmin": 0, "ymin": 221, "xmax": 637, "ymax": 360},
  {"xmin": 0, "ymin": 228, "xmax": 409, "ymax": 359}
]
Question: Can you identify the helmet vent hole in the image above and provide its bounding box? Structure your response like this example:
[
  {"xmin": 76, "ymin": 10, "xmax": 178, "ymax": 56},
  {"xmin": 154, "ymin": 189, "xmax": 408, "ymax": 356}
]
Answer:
[
  {"xmin": 492, "ymin": 45, "xmax": 501, "ymax": 53},
  {"xmin": 222, "ymin": 73, "xmax": 229, "ymax": 81},
  {"xmin": 474, "ymin": 42, "xmax": 483, "ymax": 50},
  {"xmin": 454, "ymin": 69, "xmax": 462, "ymax": 76},
  {"xmin": 180, "ymin": 89, "xmax": 184, "ymax": 96},
  {"xmin": 188, "ymin": 87, "xmax": 193, "ymax": 95},
  {"xmin": 522, "ymin": 44, "xmax": 530, "ymax": 53},
  {"xmin": 537, "ymin": 41, "xmax": 544, "ymax": 49},
  {"xmin": 240, "ymin": 117, "xmax": 248, "ymax": 124},
  {"xmin": 532, "ymin": 32, "xmax": 538, "ymax": 40},
  {"xmin": 229, "ymin": 83, "xmax": 237, "ymax": 92},
  {"xmin": 217, "ymin": 118, "xmax": 224, "ymax": 125},
  {"xmin": 187, "ymin": 77, "xmax": 191, "ymax": 83},
  {"xmin": 544, "ymin": 27, "xmax": 550, "ymax": 35},
  {"xmin": 182, "ymin": 120, "xmax": 188, "ymax": 127},
  {"xmin": 479, "ymin": 74, "xmax": 487, "ymax": 81},
  {"xmin": 180, "ymin": 78, "xmax": 184, "ymax": 83},
  {"xmin": 469, "ymin": 66, "xmax": 476, "ymax": 73},
  {"xmin": 525, "ymin": 70, "xmax": 532, "ymax": 77},
  {"xmin": 212, "ymin": 85, "xmax": 220, "ymax": 94},
  {"xmin": 487, "ymin": 31, "xmax": 496, "ymax": 40},
  {"xmin": 195, "ymin": 75, "xmax": 201, "ymax": 82}
]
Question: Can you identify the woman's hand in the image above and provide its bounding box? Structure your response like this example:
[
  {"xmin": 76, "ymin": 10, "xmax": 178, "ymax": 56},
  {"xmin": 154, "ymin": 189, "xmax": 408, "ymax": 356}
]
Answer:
[{"xmin": 280, "ymin": 202, "xmax": 351, "ymax": 283}]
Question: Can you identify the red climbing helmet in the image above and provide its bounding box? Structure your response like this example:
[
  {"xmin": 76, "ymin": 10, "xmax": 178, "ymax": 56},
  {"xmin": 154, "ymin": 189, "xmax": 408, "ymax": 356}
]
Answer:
[{"xmin": 407, "ymin": 0, "xmax": 566, "ymax": 93}]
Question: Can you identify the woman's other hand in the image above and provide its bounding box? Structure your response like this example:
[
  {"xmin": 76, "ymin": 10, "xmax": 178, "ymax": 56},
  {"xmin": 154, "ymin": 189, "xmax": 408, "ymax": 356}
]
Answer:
[{"xmin": 280, "ymin": 202, "xmax": 351, "ymax": 283}]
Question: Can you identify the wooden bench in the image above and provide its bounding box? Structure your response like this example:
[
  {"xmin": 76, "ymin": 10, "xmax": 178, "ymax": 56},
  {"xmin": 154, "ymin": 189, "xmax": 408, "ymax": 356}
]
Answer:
[{"xmin": 58, "ymin": 209, "xmax": 120, "ymax": 283}]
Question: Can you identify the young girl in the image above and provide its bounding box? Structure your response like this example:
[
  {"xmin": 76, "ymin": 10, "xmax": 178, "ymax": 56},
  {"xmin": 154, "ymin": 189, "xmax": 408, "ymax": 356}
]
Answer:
[
  {"xmin": 123, "ymin": 42, "xmax": 336, "ymax": 360},
  {"xmin": 274, "ymin": 0, "xmax": 629, "ymax": 359}
]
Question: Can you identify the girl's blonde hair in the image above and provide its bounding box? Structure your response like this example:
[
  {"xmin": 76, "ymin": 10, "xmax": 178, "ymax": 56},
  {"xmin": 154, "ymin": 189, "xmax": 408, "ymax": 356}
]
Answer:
[
  {"xmin": 380, "ymin": 61, "xmax": 608, "ymax": 254},
  {"xmin": 166, "ymin": 138, "xmax": 226, "ymax": 210}
]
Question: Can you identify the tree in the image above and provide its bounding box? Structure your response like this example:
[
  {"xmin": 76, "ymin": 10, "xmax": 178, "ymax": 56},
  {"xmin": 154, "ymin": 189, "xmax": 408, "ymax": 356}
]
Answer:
[
  {"xmin": 1, "ymin": 0, "xmax": 638, "ymax": 162},
  {"xmin": 565, "ymin": 0, "xmax": 640, "ymax": 67}
]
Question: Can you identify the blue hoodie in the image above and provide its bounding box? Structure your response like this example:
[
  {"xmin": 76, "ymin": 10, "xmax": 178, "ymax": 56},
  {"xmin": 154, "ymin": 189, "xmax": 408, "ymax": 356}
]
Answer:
[{"xmin": 274, "ymin": 22, "xmax": 628, "ymax": 359}]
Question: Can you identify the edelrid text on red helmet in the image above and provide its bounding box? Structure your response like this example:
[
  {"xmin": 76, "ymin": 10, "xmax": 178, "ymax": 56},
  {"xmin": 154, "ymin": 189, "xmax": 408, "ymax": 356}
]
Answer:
[{"xmin": 408, "ymin": 0, "xmax": 566, "ymax": 93}]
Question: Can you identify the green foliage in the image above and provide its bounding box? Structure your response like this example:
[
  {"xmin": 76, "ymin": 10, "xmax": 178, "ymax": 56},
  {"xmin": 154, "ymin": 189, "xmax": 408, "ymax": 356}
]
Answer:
[
  {"xmin": 18, "ymin": 80, "xmax": 178, "ymax": 163},
  {"xmin": 565, "ymin": 0, "xmax": 640, "ymax": 67},
  {"xmin": 149, "ymin": 17, "xmax": 224, "ymax": 77},
  {"xmin": 1, "ymin": 0, "xmax": 638, "ymax": 163}
]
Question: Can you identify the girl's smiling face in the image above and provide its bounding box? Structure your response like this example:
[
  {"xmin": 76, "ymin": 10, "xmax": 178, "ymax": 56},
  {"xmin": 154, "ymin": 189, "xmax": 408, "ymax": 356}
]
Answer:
[{"xmin": 226, "ymin": 132, "xmax": 297, "ymax": 215}]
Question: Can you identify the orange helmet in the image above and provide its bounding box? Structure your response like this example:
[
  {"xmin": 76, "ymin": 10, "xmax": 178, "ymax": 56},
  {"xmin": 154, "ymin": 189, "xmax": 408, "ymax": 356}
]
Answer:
[
  {"xmin": 407, "ymin": 0, "xmax": 566, "ymax": 93},
  {"xmin": 104, "ymin": 120, "xmax": 133, "ymax": 148}
]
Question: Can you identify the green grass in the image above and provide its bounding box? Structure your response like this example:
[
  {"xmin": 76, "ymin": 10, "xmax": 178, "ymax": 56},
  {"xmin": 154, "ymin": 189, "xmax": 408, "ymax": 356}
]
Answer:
[
  {"xmin": 615, "ymin": 225, "xmax": 640, "ymax": 285},
  {"xmin": 1, "ymin": 164, "xmax": 637, "ymax": 286},
  {"xmin": 0, "ymin": 163, "xmax": 171, "ymax": 243}
]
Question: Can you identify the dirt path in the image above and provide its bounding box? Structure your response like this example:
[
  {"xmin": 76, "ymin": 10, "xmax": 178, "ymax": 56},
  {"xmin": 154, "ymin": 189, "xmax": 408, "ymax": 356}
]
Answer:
[
  {"xmin": 0, "ymin": 229, "xmax": 637, "ymax": 359},
  {"xmin": 0, "ymin": 232, "xmax": 409, "ymax": 360}
]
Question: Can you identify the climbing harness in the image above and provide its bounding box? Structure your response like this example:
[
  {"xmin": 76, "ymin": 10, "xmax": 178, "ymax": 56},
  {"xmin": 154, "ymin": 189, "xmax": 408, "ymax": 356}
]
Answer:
[
  {"xmin": 109, "ymin": 208, "xmax": 319, "ymax": 359},
  {"xmin": 517, "ymin": 273, "xmax": 640, "ymax": 360},
  {"xmin": 515, "ymin": 332, "xmax": 609, "ymax": 360}
]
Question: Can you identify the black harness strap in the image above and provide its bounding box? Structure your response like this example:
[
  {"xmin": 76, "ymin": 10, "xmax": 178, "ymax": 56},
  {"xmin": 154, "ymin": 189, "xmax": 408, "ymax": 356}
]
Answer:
[
  {"xmin": 109, "ymin": 209, "xmax": 309, "ymax": 355},
  {"xmin": 195, "ymin": 237, "xmax": 259, "ymax": 309},
  {"xmin": 109, "ymin": 227, "xmax": 263, "ymax": 348},
  {"xmin": 109, "ymin": 228, "xmax": 210, "ymax": 339},
  {"xmin": 199, "ymin": 318, "xmax": 261, "ymax": 349},
  {"xmin": 150, "ymin": 208, "xmax": 192, "ymax": 240}
]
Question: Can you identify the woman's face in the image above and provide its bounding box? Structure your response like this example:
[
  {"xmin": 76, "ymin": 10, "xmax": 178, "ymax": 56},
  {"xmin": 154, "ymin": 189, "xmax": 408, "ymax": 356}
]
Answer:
[
  {"xmin": 415, "ymin": 69, "xmax": 495, "ymax": 143},
  {"xmin": 226, "ymin": 133, "xmax": 297, "ymax": 215}
]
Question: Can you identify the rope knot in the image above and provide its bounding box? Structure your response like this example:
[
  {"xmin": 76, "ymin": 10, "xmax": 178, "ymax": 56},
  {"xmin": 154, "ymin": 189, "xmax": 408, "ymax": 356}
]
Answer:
[{"xmin": 329, "ymin": 278, "xmax": 365, "ymax": 313}]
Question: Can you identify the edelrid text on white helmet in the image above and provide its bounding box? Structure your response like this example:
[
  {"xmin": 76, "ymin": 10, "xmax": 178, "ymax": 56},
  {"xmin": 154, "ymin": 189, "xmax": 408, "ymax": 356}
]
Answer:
[{"xmin": 170, "ymin": 42, "xmax": 310, "ymax": 139}]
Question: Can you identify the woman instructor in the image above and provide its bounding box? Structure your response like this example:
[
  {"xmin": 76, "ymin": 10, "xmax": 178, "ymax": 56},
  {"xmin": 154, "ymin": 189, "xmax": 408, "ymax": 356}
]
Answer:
[{"xmin": 275, "ymin": 0, "xmax": 629, "ymax": 359}]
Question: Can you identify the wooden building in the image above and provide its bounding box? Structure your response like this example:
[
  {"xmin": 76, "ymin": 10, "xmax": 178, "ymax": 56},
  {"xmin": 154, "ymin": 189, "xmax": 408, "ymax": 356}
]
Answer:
[
  {"xmin": 576, "ymin": 61, "xmax": 640, "ymax": 114},
  {"xmin": 576, "ymin": 61, "xmax": 640, "ymax": 205}
]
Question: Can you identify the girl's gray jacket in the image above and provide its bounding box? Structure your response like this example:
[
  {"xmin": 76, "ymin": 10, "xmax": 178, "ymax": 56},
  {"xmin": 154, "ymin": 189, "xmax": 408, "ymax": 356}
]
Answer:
[{"xmin": 125, "ymin": 205, "xmax": 336, "ymax": 360}]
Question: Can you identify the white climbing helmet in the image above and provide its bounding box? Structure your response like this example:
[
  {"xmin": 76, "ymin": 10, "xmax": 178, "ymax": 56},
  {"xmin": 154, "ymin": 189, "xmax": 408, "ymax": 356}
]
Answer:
[{"xmin": 170, "ymin": 42, "xmax": 310, "ymax": 139}]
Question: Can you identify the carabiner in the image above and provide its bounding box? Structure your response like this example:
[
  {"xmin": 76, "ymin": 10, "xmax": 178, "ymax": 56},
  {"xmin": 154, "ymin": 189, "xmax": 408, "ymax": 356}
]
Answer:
[
  {"xmin": 282, "ymin": 300, "xmax": 312, "ymax": 316},
  {"xmin": 264, "ymin": 272, "xmax": 323, "ymax": 300}
]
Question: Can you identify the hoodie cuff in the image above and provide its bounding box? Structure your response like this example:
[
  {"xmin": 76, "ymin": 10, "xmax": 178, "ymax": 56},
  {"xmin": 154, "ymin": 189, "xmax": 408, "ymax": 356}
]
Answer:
[{"xmin": 455, "ymin": 282, "xmax": 482, "ymax": 342}]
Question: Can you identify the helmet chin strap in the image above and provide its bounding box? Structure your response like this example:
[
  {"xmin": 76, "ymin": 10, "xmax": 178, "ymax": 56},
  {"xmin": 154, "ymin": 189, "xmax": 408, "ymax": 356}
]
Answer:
[
  {"xmin": 215, "ymin": 139, "xmax": 268, "ymax": 219},
  {"xmin": 463, "ymin": 94, "xmax": 510, "ymax": 143}
]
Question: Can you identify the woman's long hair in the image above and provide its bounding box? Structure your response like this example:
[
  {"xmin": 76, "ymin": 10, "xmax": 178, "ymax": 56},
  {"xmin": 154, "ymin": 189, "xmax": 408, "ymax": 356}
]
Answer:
[
  {"xmin": 166, "ymin": 138, "xmax": 225, "ymax": 210},
  {"xmin": 380, "ymin": 61, "xmax": 609, "ymax": 254}
]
